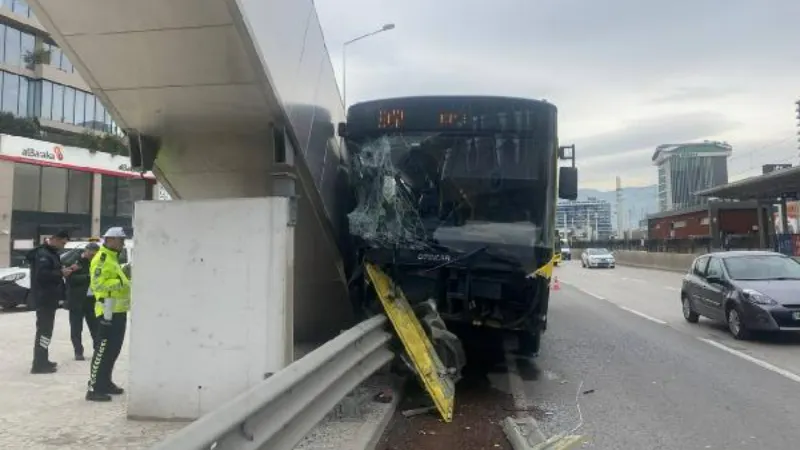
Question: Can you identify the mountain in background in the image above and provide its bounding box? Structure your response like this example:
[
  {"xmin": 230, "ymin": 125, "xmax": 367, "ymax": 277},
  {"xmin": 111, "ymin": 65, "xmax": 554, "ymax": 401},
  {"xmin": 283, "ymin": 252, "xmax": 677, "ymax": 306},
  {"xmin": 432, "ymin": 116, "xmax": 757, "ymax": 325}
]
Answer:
[{"xmin": 578, "ymin": 185, "xmax": 658, "ymax": 229}]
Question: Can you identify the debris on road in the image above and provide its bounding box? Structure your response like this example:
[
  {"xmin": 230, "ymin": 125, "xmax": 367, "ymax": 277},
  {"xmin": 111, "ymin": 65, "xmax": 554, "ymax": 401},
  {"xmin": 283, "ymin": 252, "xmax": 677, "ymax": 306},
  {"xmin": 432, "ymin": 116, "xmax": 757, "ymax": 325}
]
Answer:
[
  {"xmin": 402, "ymin": 405, "xmax": 436, "ymax": 418},
  {"xmin": 378, "ymin": 373, "xmax": 513, "ymax": 450}
]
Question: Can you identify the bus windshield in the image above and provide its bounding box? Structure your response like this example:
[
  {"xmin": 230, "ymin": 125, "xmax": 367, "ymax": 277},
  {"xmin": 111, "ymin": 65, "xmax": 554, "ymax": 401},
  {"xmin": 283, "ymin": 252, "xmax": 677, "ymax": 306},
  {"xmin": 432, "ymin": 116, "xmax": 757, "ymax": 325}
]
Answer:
[{"xmin": 347, "ymin": 131, "xmax": 554, "ymax": 253}]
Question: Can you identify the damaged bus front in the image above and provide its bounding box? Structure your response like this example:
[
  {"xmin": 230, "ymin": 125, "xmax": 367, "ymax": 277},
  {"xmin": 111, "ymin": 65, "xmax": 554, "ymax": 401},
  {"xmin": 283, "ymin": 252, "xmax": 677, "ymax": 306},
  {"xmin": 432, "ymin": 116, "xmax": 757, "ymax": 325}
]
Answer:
[{"xmin": 340, "ymin": 96, "xmax": 578, "ymax": 357}]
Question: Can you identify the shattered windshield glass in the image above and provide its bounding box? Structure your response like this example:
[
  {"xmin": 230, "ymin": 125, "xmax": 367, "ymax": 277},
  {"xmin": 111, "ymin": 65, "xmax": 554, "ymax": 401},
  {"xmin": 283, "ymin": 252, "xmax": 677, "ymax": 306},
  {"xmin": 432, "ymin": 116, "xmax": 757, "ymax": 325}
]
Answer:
[{"xmin": 347, "ymin": 132, "xmax": 553, "ymax": 258}]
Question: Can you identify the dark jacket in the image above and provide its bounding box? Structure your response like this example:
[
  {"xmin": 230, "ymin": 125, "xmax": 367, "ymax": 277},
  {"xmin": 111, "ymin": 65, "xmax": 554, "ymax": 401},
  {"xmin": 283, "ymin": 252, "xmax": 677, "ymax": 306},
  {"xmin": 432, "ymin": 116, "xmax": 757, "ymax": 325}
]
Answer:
[
  {"xmin": 66, "ymin": 255, "xmax": 93, "ymax": 310},
  {"xmin": 26, "ymin": 245, "xmax": 66, "ymax": 310}
]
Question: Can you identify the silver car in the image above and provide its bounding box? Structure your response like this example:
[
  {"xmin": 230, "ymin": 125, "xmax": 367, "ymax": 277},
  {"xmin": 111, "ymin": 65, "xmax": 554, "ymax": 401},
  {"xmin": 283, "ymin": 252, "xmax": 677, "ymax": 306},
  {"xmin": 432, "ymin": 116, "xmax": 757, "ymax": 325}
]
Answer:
[{"xmin": 581, "ymin": 248, "xmax": 616, "ymax": 269}]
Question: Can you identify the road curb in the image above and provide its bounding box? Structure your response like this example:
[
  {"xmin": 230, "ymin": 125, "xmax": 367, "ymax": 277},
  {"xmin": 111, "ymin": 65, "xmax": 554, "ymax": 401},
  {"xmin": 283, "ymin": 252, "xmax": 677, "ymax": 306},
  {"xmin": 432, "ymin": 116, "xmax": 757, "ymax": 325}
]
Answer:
[{"xmin": 345, "ymin": 375, "xmax": 406, "ymax": 450}]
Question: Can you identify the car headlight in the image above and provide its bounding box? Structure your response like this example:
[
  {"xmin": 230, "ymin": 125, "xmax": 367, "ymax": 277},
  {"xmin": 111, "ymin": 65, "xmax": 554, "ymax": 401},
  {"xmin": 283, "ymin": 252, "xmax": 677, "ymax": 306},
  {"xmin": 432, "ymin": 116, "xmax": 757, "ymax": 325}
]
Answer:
[
  {"xmin": 0, "ymin": 272, "xmax": 25, "ymax": 282},
  {"xmin": 742, "ymin": 289, "xmax": 777, "ymax": 306}
]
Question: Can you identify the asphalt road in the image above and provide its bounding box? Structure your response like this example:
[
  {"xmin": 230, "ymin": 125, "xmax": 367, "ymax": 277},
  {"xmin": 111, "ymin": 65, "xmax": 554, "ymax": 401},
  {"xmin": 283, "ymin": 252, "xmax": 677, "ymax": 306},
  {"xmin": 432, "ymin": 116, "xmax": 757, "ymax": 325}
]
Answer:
[{"xmin": 509, "ymin": 261, "xmax": 800, "ymax": 449}]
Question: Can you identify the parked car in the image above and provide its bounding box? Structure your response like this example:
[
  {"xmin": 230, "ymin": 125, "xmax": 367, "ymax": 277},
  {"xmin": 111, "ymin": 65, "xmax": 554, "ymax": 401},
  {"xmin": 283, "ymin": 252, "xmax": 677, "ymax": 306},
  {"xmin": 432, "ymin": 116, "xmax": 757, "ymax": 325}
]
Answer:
[
  {"xmin": 681, "ymin": 251, "xmax": 800, "ymax": 339},
  {"xmin": 581, "ymin": 248, "xmax": 615, "ymax": 269},
  {"xmin": 0, "ymin": 240, "xmax": 133, "ymax": 310}
]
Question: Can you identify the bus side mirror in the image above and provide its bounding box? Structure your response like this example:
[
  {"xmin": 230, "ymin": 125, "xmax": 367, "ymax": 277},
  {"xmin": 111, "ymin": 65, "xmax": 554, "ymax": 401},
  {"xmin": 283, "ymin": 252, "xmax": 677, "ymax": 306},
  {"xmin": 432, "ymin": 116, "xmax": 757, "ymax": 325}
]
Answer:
[
  {"xmin": 559, "ymin": 167, "xmax": 578, "ymax": 200},
  {"xmin": 337, "ymin": 122, "xmax": 347, "ymax": 138}
]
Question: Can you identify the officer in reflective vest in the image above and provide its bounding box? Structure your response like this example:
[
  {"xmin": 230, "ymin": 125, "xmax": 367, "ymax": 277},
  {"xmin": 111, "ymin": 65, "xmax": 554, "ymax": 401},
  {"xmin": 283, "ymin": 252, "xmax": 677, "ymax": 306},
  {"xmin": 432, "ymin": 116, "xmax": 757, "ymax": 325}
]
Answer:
[{"xmin": 86, "ymin": 227, "xmax": 131, "ymax": 402}]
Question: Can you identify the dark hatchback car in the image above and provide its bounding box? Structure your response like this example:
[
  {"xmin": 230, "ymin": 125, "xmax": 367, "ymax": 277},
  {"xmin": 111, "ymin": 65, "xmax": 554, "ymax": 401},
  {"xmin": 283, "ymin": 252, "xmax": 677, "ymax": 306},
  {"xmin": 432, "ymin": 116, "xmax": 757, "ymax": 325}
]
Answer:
[{"xmin": 681, "ymin": 251, "xmax": 800, "ymax": 339}]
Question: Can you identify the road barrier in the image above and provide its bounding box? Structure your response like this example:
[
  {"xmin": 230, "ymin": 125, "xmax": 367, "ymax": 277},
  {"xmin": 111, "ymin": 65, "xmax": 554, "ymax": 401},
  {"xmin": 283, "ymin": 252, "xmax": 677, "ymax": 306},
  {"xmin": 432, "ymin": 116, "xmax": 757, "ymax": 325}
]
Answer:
[
  {"xmin": 573, "ymin": 250, "xmax": 697, "ymax": 272},
  {"xmin": 151, "ymin": 315, "xmax": 394, "ymax": 450}
]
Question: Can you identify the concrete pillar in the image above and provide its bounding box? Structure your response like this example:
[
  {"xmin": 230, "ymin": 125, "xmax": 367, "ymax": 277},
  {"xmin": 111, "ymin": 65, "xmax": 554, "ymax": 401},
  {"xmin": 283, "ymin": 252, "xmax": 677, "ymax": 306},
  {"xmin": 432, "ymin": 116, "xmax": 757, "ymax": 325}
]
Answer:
[
  {"xmin": 780, "ymin": 197, "xmax": 790, "ymax": 234},
  {"xmin": 128, "ymin": 197, "xmax": 295, "ymax": 420},
  {"xmin": 708, "ymin": 201, "xmax": 720, "ymax": 250},
  {"xmin": 0, "ymin": 160, "xmax": 14, "ymax": 267},
  {"xmin": 90, "ymin": 173, "xmax": 102, "ymax": 237},
  {"xmin": 756, "ymin": 201, "xmax": 766, "ymax": 249}
]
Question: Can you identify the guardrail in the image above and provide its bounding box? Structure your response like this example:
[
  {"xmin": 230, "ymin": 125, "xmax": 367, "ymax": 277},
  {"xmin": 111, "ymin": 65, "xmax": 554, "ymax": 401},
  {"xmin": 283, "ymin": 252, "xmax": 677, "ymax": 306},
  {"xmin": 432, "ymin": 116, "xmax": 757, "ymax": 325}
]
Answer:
[{"xmin": 151, "ymin": 315, "xmax": 394, "ymax": 450}]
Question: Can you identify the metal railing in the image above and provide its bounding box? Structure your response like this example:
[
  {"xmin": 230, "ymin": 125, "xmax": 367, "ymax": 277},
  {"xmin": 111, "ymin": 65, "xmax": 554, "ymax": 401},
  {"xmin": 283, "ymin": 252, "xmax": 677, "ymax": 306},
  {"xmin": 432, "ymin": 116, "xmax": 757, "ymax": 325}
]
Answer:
[{"xmin": 151, "ymin": 315, "xmax": 394, "ymax": 450}]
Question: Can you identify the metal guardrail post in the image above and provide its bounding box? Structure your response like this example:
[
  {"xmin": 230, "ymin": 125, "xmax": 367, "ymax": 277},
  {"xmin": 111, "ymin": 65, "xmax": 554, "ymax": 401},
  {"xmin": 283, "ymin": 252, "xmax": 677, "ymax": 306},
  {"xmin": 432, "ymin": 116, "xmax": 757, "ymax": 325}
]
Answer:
[{"xmin": 151, "ymin": 315, "xmax": 394, "ymax": 450}]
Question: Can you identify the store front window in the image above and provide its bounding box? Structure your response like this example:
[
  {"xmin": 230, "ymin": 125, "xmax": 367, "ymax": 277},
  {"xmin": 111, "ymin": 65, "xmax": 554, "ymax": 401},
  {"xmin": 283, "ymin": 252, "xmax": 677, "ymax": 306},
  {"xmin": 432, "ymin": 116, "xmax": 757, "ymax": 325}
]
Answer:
[{"xmin": 100, "ymin": 176, "xmax": 150, "ymax": 218}]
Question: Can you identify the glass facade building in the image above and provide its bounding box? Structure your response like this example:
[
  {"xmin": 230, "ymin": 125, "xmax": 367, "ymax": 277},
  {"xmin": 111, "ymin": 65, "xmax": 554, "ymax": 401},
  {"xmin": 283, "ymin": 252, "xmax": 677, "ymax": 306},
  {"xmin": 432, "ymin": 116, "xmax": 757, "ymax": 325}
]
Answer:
[
  {"xmin": 0, "ymin": 0, "xmax": 121, "ymax": 133},
  {"xmin": 0, "ymin": 1, "xmax": 143, "ymax": 267}
]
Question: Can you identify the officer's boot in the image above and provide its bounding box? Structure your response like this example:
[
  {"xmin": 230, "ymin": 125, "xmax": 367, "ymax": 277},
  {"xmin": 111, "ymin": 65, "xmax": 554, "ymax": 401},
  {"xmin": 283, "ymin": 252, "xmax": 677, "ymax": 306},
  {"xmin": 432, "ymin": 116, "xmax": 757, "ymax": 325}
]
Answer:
[
  {"xmin": 86, "ymin": 391, "xmax": 112, "ymax": 402},
  {"xmin": 31, "ymin": 345, "xmax": 57, "ymax": 374}
]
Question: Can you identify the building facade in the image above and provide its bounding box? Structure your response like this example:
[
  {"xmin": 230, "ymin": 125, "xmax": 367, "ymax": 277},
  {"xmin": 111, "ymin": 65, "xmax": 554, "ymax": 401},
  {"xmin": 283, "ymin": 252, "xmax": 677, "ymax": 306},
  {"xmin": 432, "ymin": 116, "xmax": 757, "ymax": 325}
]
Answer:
[
  {"xmin": 653, "ymin": 141, "xmax": 732, "ymax": 212},
  {"xmin": 0, "ymin": 0, "xmax": 121, "ymax": 135},
  {"xmin": 646, "ymin": 203, "xmax": 762, "ymax": 240},
  {"xmin": 0, "ymin": 134, "xmax": 160, "ymax": 267},
  {"xmin": 556, "ymin": 197, "xmax": 613, "ymax": 240}
]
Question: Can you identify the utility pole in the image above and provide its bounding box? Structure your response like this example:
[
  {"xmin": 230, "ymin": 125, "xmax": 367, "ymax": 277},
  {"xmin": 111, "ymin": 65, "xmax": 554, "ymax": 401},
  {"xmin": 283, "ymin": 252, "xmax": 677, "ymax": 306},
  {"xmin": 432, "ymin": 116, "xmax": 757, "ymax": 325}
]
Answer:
[{"xmin": 342, "ymin": 24, "xmax": 396, "ymax": 108}]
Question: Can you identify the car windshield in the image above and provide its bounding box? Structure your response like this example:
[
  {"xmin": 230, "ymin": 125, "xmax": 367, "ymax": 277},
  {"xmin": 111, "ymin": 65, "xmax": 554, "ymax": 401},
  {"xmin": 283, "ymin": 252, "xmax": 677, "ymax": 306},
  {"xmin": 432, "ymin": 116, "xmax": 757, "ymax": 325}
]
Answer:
[
  {"xmin": 723, "ymin": 255, "xmax": 800, "ymax": 280},
  {"xmin": 587, "ymin": 248, "xmax": 610, "ymax": 255}
]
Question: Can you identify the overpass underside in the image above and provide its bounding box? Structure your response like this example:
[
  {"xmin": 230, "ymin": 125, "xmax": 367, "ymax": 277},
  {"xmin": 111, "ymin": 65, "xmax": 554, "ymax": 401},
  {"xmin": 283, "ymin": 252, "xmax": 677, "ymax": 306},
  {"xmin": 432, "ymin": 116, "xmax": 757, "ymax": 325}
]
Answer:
[{"xmin": 28, "ymin": 0, "xmax": 353, "ymax": 341}]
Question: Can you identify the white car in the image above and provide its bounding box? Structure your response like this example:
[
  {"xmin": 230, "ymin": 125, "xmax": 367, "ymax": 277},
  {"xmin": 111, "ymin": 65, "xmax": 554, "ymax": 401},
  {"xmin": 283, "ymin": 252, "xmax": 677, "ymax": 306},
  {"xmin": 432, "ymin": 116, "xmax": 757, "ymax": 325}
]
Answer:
[
  {"xmin": 581, "ymin": 248, "xmax": 616, "ymax": 269},
  {"xmin": 0, "ymin": 241, "xmax": 133, "ymax": 310}
]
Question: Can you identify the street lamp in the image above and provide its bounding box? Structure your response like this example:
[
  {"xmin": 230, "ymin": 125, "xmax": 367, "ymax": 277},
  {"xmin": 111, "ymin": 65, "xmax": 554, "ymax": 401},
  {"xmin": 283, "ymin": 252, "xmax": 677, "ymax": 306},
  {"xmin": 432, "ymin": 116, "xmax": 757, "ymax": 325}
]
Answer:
[{"xmin": 342, "ymin": 23, "xmax": 395, "ymax": 109}]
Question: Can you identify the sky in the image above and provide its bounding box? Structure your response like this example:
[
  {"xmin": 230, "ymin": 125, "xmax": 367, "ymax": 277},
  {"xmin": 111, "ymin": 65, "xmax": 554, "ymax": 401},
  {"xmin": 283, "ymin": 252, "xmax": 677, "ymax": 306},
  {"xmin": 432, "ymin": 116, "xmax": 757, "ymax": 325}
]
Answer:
[{"xmin": 314, "ymin": 0, "xmax": 800, "ymax": 190}]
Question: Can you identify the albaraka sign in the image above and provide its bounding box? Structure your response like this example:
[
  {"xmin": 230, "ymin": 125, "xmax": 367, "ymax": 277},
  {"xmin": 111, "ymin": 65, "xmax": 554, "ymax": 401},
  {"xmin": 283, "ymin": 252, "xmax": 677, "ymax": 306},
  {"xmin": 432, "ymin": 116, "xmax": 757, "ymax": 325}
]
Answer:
[{"xmin": 0, "ymin": 134, "xmax": 156, "ymax": 179}]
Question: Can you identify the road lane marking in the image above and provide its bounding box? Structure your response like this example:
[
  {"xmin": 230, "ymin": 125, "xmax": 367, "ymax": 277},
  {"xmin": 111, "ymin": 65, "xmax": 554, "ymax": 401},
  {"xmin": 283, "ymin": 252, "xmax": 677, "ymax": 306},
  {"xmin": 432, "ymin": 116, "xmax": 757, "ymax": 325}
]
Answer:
[
  {"xmin": 577, "ymin": 288, "xmax": 605, "ymax": 300},
  {"xmin": 617, "ymin": 306, "xmax": 668, "ymax": 325},
  {"xmin": 699, "ymin": 338, "xmax": 800, "ymax": 384},
  {"xmin": 621, "ymin": 277, "xmax": 645, "ymax": 283},
  {"xmin": 664, "ymin": 286, "xmax": 680, "ymax": 291}
]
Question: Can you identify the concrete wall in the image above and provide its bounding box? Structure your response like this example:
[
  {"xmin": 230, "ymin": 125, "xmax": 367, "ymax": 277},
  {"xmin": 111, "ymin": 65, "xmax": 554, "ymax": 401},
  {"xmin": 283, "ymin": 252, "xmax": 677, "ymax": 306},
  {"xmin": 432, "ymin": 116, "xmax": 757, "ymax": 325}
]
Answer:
[{"xmin": 574, "ymin": 249, "xmax": 698, "ymax": 273}]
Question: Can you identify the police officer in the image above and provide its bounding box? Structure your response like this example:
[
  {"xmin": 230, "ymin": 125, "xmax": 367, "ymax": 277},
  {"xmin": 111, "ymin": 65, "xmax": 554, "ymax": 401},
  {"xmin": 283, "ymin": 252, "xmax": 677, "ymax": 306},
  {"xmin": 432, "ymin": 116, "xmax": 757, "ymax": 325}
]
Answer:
[
  {"xmin": 86, "ymin": 227, "xmax": 130, "ymax": 402},
  {"xmin": 28, "ymin": 230, "xmax": 74, "ymax": 374},
  {"xmin": 66, "ymin": 243, "xmax": 100, "ymax": 360}
]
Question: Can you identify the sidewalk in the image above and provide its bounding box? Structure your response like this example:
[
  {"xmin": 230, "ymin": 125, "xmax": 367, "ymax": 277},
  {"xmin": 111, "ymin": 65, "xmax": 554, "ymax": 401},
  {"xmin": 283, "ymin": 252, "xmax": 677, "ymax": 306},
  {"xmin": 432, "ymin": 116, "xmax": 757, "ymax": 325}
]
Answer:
[{"xmin": 0, "ymin": 308, "xmax": 184, "ymax": 450}]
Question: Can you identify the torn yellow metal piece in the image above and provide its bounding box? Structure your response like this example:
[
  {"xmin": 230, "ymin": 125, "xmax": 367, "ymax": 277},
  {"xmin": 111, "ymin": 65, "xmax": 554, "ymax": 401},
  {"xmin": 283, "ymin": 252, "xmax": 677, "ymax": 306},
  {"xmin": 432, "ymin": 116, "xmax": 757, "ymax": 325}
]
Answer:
[
  {"xmin": 364, "ymin": 262, "xmax": 456, "ymax": 423},
  {"xmin": 531, "ymin": 255, "xmax": 558, "ymax": 280}
]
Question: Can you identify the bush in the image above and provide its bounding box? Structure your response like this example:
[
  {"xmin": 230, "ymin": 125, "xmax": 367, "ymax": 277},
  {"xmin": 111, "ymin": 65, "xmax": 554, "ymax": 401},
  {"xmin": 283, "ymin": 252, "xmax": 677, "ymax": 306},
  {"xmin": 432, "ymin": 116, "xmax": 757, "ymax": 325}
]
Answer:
[{"xmin": 0, "ymin": 112, "xmax": 129, "ymax": 155}]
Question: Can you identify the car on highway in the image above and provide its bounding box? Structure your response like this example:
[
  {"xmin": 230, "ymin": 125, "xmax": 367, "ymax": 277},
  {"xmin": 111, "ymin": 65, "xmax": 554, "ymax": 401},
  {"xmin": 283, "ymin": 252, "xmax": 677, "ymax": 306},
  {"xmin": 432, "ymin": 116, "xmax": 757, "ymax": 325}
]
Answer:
[
  {"xmin": 581, "ymin": 248, "xmax": 615, "ymax": 269},
  {"xmin": 681, "ymin": 251, "xmax": 800, "ymax": 339},
  {"xmin": 0, "ymin": 240, "xmax": 133, "ymax": 310}
]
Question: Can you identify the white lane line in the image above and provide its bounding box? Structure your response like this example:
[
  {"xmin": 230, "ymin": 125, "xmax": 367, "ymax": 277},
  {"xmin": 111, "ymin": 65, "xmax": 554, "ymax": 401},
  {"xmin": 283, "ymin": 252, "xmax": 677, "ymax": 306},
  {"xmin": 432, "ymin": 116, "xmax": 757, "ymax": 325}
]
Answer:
[
  {"xmin": 617, "ymin": 306, "xmax": 668, "ymax": 325},
  {"xmin": 621, "ymin": 277, "xmax": 645, "ymax": 283},
  {"xmin": 577, "ymin": 288, "xmax": 605, "ymax": 300},
  {"xmin": 699, "ymin": 338, "xmax": 800, "ymax": 384},
  {"xmin": 664, "ymin": 286, "xmax": 680, "ymax": 292}
]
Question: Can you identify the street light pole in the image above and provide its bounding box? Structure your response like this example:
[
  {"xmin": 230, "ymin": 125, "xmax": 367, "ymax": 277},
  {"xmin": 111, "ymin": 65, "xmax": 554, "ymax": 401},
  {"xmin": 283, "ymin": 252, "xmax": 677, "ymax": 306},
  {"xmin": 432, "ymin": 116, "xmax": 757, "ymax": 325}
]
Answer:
[{"xmin": 342, "ymin": 23, "xmax": 395, "ymax": 109}]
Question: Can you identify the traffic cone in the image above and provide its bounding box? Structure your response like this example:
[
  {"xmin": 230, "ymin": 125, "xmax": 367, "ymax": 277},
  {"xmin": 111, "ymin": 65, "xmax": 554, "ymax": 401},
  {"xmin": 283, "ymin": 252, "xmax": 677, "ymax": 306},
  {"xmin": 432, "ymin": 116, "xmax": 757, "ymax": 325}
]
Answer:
[{"xmin": 552, "ymin": 277, "xmax": 561, "ymax": 291}]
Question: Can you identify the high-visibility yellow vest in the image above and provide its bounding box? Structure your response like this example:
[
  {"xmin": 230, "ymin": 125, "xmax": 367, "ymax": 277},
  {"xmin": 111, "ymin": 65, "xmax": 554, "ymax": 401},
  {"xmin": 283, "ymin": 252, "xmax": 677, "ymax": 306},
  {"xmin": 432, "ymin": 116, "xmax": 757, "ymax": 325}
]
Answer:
[{"xmin": 90, "ymin": 245, "xmax": 131, "ymax": 317}]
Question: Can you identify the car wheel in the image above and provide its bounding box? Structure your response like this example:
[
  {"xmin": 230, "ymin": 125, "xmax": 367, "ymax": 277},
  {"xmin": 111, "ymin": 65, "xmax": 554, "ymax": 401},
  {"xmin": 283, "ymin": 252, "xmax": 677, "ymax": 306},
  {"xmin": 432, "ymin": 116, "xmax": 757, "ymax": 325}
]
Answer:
[
  {"xmin": 726, "ymin": 305, "xmax": 750, "ymax": 340},
  {"xmin": 681, "ymin": 295, "xmax": 699, "ymax": 323}
]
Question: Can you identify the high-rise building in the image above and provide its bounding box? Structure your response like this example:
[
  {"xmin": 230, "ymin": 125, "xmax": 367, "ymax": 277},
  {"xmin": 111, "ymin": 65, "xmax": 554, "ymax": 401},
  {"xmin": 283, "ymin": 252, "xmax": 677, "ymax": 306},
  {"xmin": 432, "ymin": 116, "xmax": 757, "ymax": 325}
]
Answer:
[
  {"xmin": 653, "ymin": 141, "xmax": 732, "ymax": 212},
  {"xmin": 556, "ymin": 198, "xmax": 613, "ymax": 240}
]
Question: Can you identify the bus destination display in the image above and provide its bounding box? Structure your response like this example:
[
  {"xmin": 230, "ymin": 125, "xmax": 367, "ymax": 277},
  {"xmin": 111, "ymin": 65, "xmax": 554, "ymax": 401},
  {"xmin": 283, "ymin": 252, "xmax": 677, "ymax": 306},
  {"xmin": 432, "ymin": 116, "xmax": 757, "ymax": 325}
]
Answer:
[{"xmin": 348, "ymin": 98, "xmax": 551, "ymax": 133}]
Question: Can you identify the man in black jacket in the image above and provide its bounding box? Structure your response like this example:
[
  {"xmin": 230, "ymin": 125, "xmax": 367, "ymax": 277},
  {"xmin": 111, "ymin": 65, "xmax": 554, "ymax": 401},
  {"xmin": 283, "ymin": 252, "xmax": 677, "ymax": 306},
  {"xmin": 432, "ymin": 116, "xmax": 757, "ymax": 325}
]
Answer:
[
  {"xmin": 27, "ymin": 230, "xmax": 74, "ymax": 374},
  {"xmin": 66, "ymin": 243, "xmax": 100, "ymax": 361}
]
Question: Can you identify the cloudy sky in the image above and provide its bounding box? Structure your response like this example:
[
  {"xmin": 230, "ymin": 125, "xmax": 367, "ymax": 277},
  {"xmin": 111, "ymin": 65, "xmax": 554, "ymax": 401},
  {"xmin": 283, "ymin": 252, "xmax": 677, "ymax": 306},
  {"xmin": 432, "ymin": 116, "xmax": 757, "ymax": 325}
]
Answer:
[{"xmin": 315, "ymin": 0, "xmax": 800, "ymax": 190}]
